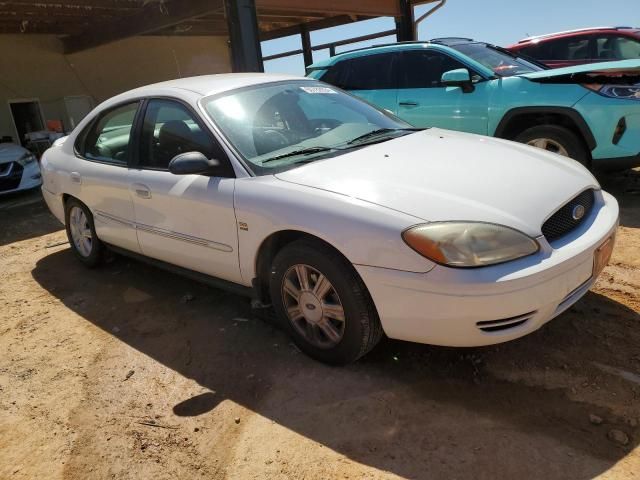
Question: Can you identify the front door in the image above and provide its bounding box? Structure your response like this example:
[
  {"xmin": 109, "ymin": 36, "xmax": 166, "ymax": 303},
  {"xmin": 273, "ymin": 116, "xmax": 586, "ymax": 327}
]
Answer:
[
  {"xmin": 395, "ymin": 50, "xmax": 490, "ymax": 135},
  {"xmin": 130, "ymin": 98, "xmax": 242, "ymax": 284}
]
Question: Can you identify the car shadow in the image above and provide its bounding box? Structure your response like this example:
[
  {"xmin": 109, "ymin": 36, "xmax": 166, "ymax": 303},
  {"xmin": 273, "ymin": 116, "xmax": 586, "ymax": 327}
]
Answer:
[
  {"xmin": 31, "ymin": 249, "xmax": 640, "ymax": 479},
  {"xmin": 0, "ymin": 190, "xmax": 63, "ymax": 246},
  {"xmin": 597, "ymin": 168, "xmax": 640, "ymax": 229}
]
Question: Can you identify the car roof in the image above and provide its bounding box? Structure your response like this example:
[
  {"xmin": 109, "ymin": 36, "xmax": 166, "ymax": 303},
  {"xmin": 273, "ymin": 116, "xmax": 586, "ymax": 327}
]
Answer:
[
  {"xmin": 112, "ymin": 73, "xmax": 307, "ymax": 100},
  {"xmin": 516, "ymin": 26, "xmax": 639, "ymax": 44},
  {"xmin": 308, "ymin": 40, "xmax": 481, "ymax": 70}
]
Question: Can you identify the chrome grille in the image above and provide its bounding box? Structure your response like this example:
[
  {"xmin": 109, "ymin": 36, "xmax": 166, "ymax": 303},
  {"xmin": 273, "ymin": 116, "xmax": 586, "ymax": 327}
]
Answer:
[{"xmin": 542, "ymin": 189, "xmax": 595, "ymax": 242}]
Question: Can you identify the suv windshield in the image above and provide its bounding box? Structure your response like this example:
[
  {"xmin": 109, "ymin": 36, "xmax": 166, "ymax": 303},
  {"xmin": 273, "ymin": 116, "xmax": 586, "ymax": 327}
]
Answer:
[
  {"xmin": 202, "ymin": 81, "xmax": 414, "ymax": 174},
  {"xmin": 452, "ymin": 43, "xmax": 543, "ymax": 76}
]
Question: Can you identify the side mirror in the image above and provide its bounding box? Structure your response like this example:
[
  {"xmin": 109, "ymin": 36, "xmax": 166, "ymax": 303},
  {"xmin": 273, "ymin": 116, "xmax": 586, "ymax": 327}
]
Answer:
[
  {"xmin": 168, "ymin": 151, "xmax": 221, "ymax": 176},
  {"xmin": 441, "ymin": 68, "xmax": 475, "ymax": 93}
]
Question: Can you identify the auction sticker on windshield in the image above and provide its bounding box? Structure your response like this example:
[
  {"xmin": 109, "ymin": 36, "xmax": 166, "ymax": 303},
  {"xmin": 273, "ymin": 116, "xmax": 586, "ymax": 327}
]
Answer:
[{"xmin": 300, "ymin": 86, "xmax": 337, "ymax": 94}]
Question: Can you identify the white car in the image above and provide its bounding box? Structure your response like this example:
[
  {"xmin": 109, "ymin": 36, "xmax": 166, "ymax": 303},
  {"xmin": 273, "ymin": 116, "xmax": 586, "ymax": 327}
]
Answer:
[
  {"xmin": 0, "ymin": 142, "xmax": 41, "ymax": 195},
  {"xmin": 41, "ymin": 74, "xmax": 619, "ymax": 364}
]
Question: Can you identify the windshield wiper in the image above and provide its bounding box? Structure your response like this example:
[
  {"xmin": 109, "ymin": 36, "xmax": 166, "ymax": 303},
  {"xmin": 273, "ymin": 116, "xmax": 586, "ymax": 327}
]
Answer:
[
  {"xmin": 261, "ymin": 146, "xmax": 334, "ymax": 164},
  {"xmin": 347, "ymin": 128, "xmax": 421, "ymax": 145}
]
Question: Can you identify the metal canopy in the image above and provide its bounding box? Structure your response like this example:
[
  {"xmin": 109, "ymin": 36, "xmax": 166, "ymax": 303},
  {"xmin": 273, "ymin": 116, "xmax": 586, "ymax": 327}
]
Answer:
[
  {"xmin": 0, "ymin": 1, "xmax": 438, "ymax": 46},
  {"xmin": 0, "ymin": 0, "xmax": 442, "ymax": 71}
]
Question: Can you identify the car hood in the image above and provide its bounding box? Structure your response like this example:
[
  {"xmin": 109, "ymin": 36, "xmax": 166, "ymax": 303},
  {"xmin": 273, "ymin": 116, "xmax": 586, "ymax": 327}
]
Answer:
[
  {"xmin": 274, "ymin": 129, "xmax": 600, "ymax": 237},
  {"xmin": 520, "ymin": 59, "xmax": 640, "ymax": 83},
  {"xmin": 0, "ymin": 143, "xmax": 28, "ymax": 164}
]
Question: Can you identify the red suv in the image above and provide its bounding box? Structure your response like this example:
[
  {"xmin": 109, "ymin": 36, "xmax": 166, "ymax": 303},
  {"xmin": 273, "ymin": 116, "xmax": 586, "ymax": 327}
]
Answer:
[{"xmin": 508, "ymin": 26, "xmax": 640, "ymax": 68}]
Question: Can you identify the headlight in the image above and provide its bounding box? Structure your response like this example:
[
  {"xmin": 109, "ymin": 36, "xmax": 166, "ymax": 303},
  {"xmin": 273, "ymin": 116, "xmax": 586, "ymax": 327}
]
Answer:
[
  {"xmin": 583, "ymin": 84, "xmax": 640, "ymax": 100},
  {"xmin": 402, "ymin": 222, "xmax": 539, "ymax": 268},
  {"xmin": 17, "ymin": 152, "xmax": 37, "ymax": 166}
]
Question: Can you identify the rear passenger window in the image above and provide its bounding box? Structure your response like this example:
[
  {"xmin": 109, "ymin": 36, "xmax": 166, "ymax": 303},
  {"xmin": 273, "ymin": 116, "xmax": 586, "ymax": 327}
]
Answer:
[
  {"xmin": 321, "ymin": 53, "xmax": 398, "ymax": 90},
  {"xmin": 77, "ymin": 102, "xmax": 139, "ymax": 165},
  {"xmin": 398, "ymin": 50, "xmax": 468, "ymax": 88}
]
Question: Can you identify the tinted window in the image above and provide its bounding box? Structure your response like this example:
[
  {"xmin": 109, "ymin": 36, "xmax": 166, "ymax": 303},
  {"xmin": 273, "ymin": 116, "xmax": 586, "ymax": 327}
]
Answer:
[
  {"xmin": 79, "ymin": 102, "xmax": 139, "ymax": 165},
  {"xmin": 596, "ymin": 35, "xmax": 640, "ymax": 60},
  {"xmin": 321, "ymin": 53, "xmax": 397, "ymax": 90},
  {"xmin": 398, "ymin": 50, "xmax": 468, "ymax": 88},
  {"xmin": 452, "ymin": 43, "xmax": 540, "ymax": 75},
  {"xmin": 527, "ymin": 36, "xmax": 593, "ymax": 60},
  {"xmin": 139, "ymin": 99, "xmax": 226, "ymax": 171}
]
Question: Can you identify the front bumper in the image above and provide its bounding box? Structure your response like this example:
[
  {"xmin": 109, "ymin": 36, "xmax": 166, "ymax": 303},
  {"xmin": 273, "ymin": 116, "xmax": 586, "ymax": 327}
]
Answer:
[
  {"xmin": 0, "ymin": 160, "xmax": 41, "ymax": 195},
  {"xmin": 592, "ymin": 153, "xmax": 640, "ymax": 172},
  {"xmin": 576, "ymin": 92, "xmax": 640, "ymax": 167},
  {"xmin": 356, "ymin": 190, "xmax": 619, "ymax": 347}
]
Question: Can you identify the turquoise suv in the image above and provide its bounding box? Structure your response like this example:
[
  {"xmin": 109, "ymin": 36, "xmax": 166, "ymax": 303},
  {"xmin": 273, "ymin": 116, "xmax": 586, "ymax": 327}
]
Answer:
[{"xmin": 307, "ymin": 38, "xmax": 640, "ymax": 170}]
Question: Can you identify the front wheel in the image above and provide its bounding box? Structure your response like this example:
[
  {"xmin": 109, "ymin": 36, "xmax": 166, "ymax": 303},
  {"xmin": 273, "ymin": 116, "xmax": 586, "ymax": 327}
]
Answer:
[
  {"xmin": 65, "ymin": 198, "xmax": 104, "ymax": 268},
  {"xmin": 269, "ymin": 240, "xmax": 383, "ymax": 365},
  {"xmin": 514, "ymin": 125, "xmax": 590, "ymax": 169}
]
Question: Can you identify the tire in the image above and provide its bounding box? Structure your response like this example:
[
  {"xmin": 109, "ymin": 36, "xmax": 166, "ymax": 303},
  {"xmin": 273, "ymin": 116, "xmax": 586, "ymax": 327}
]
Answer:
[
  {"xmin": 64, "ymin": 197, "xmax": 104, "ymax": 268},
  {"xmin": 269, "ymin": 239, "xmax": 383, "ymax": 365},
  {"xmin": 514, "ymin": 125, "xmax": 590, "ymax": 168}
]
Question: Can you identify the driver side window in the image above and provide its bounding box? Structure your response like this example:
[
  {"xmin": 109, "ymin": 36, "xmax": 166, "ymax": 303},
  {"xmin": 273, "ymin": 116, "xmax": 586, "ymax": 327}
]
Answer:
[
  {"xmin": 399, "ymin": 50, "xmax": 468, "ymax": 89},
  {"xmin": 138, "ymin": 99, "xmax": 226, "ymax": 171}
]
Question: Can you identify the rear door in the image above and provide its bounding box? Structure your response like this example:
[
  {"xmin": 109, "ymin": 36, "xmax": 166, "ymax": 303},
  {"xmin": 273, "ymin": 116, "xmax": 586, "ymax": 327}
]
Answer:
[
  {"xmin": 320, "ymin": 52, "xmax": 400, "ymax": 114},
  {"xmin": 73, "ymin": 101, "xmax": 142, "ymax": 253},
  {"xmin": 129, "ymin": 98, "xmax": 242, "ymax": 284},
  {"xmin": 395, "ymin": 49, "xmax": 490, "ymax": 134}
]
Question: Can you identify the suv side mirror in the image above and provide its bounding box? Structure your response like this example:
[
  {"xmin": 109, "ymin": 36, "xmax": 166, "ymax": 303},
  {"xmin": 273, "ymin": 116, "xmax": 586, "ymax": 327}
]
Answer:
[
  {"xmin": 441, "ymin": 68, "xmax": 475, "ymax": 93},
  {"xmin": 168, "ymin": 151, "xmax": 221, "ymax": 175}
]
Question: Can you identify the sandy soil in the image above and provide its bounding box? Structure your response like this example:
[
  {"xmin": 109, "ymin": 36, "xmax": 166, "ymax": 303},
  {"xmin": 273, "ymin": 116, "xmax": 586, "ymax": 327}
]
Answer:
[{"xmin": 0, "ymin": 169, "xmax": 639, "ymax": 480}]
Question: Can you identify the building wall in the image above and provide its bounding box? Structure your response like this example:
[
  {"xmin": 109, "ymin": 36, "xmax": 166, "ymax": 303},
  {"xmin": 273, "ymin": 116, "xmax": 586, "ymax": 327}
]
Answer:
[{"xmin": 0, "ymin": 34, "xmax": 231, "ymax": 141}]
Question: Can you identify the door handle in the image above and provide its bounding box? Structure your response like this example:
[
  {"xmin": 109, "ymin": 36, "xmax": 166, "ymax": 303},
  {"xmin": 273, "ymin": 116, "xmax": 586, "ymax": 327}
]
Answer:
[
  {"xmin": 70, "ymin": 172, "xmax": 82, "ymax": 184},
  {"xmin": 132, "ymin": 183, "xmax": 151, "ymax": 199},
  {"xmin": 399, "ymin": 101, "xmax": 419, "ymax": 107}
]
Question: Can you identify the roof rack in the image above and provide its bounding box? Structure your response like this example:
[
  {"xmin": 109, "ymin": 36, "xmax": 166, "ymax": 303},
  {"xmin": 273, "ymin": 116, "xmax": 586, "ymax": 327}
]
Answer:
[
  {"xmin": 430, "ymin": 37, "xmax": 474, "ymax": 45},
  {"xmin": 519, "ymin": 26, "xmax": 635, "ymax": 43}
]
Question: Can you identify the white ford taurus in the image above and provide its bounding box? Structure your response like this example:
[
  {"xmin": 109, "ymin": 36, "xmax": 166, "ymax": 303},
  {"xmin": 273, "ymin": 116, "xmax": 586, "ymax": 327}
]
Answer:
[{"xmin": 41, "ymin": 74, "xmax": 619, "ymax": 364}]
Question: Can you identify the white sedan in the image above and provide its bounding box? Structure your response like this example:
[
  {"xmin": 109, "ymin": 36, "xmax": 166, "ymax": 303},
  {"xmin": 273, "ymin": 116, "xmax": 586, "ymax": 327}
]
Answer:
[
  {"xmin": 0, "ymin": 142, "xmax": 41, "ymax": 195},
  {"xmin": 41, "ymin": 74, "xmax": 619, "ymax": 364}
]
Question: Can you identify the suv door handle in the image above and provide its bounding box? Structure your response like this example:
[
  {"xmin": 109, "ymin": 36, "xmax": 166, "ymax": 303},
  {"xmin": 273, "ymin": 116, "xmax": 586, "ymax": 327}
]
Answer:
[
  {"xmin": 399, "ymin": 101, "xmax": 419, "ymax": 107},
  {"xmin": 132, "ymin": 183, "xmax": 151, "ymax": 199}
]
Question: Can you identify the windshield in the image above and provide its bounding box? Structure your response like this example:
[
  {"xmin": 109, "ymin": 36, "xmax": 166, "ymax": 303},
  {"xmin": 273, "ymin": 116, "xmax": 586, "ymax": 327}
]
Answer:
[
  {"xmin": 202, "ymin": 81, "xmax": 414, "ymax": 174},
  {"xmin": 452, "ymin": 43, "xmax": 543, "ymax": 76}
]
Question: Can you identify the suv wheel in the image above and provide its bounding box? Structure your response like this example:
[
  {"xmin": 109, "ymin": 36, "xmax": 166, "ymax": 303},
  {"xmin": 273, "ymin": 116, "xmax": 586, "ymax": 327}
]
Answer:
[
  {"xmin": 515, "ymin": 125, "xmax": 590, "ymax": 168},
  {"xmin": 269, "ymin": 239, "xmax": 383, "ymax": 365}
]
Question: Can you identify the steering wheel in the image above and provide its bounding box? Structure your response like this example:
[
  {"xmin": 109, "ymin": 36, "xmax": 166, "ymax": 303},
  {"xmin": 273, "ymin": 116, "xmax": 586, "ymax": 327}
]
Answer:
[{"xmin": 254, "ymin": 129, "xmax": 290, "ymax": 155}]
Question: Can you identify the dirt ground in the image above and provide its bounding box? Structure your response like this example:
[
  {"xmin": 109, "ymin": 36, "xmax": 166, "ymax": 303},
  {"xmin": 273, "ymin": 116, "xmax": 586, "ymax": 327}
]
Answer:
[{"xmin": 0, "ymin": 169, "xmax": 639, "ymax": 480}]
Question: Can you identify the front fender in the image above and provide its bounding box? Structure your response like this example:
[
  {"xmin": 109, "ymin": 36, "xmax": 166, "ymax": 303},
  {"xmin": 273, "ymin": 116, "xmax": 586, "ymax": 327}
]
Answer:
[{"xmin": 233, "ymin": 176, "xmax": 436, "ymax": 284}]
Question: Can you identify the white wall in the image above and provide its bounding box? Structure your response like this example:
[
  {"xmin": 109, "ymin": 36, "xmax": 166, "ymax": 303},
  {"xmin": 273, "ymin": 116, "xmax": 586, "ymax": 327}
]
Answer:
[{"xmin": 0, "ymin": 34, "xmax": 231, "ymax": 140}]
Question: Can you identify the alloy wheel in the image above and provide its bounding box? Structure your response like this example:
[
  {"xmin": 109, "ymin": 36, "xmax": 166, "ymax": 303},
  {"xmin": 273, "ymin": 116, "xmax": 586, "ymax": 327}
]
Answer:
[
  {"xmin": 69, "ymin": 206, "xmax": 93, "ymax": 257},
  {"xmin": 527, "ymin": 138, "xmax": 569, "ymax": 157},
  {"xmin": 281, "ymin": 264, "xmax": 346, "ymax": 349}
]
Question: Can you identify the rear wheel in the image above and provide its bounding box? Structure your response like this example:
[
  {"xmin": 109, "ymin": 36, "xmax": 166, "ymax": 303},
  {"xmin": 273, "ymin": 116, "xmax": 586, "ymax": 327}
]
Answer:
[
  {"xmin": 514, "ymin": 125, "xmax": 590, "ymax": 168},
  {"xmin": 269, "ymin": 240, "xmax": 383, "ymax": 365},
  {"xmin": 65, "ymin": 198, "xmax": 104, "ymax": 268}
]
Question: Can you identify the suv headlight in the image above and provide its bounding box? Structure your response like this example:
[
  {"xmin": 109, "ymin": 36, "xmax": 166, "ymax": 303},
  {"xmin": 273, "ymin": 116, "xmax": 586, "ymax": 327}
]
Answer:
[
  {"xmin": 17, "ymin": 152, "xmax": 37, "ymax": 166},
  {"xmin": 583, "ymin": 84, "xmax": 640, "ymax": 100},
  {"xmin": 402, "ymin": 222, "xmax": 539, "ymax": 268}
]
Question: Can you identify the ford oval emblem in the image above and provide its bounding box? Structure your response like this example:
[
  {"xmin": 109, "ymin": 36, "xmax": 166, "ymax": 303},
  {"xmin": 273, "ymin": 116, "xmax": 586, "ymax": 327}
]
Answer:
[{"xmin": 572, "ymin": 204, "xmax": 586, "ymax": 221}]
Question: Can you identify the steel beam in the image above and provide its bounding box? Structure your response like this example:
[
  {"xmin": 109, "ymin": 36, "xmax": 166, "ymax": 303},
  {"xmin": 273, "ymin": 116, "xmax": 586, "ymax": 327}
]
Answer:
[
  {"xmin": 225, "ymin": 0, "xmax": 264, "ymax": 72},
  {"xmin": 395, "ymin": 0, "xmax": 415, "ymax": 42}
]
